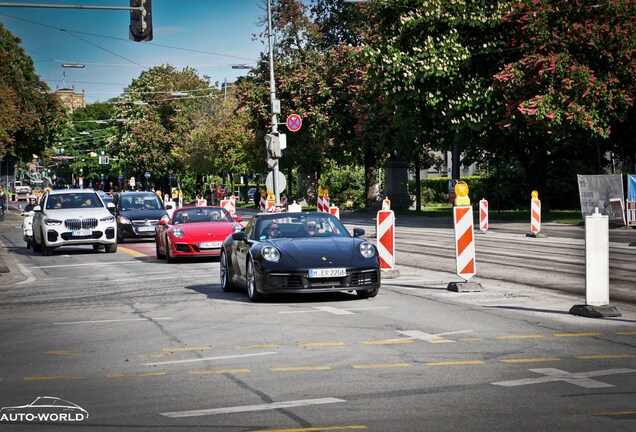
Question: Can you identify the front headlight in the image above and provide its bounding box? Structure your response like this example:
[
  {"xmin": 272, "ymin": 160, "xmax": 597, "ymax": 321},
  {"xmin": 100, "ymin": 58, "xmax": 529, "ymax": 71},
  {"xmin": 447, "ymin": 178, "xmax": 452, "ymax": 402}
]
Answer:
[
  {"xmin": 359, "ymin": 242, "xmax": 376, "ymax": 259},
  {"xmin": 100, "ymin": 215, "xmax": 115, "ymax": 223},
  {"xmin": 172, "ymin": 227, "xmax": 185, "ymax": 239},
  {"xmin": 262, "ymin": 245, "xmax": 280, "ymax": 262},
  {"xmin": 119, "ymin": 216, "xmax": 132, "ymax": 225},
  {"xmin": 44, "ymin": 218, "xmax": 62, "ymax": 226}
]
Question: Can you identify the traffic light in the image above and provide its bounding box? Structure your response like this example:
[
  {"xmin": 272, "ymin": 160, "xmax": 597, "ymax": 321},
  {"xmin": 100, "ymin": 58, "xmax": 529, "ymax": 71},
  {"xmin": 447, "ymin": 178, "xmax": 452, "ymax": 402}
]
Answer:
[
  {"xmin": 265, "ymin": 133, "xmax": 281, "ymax": 169},
  {"xmin": 129, "ymin": 0, "xmax": 153, "ymax": 42}
]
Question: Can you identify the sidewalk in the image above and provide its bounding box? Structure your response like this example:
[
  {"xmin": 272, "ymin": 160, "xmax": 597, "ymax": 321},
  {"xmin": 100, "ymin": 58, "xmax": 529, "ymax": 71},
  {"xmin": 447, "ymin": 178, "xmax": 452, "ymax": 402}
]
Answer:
[{"xmin": 0, "ymin": 205, "xmax": 24, "ymax": 285}]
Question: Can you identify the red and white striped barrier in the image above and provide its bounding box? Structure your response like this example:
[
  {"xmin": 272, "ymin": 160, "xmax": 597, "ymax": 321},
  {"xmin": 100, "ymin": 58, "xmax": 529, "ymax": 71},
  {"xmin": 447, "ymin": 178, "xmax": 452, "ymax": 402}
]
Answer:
[
  {"xmin": 221, "ymin": 198, "xmax": 235, "ymax": 216},
  {"xmin": 479, "ymin": 199, "xmax": 488, "ymax": 233},
  {"xmin": 453, "ymin": 206, "xmax": 476, "ymax": 280},
  {"xmin": 531, "ymin": 198, "xmax": 541, "ymax": 234},
  {"xmin": 627, "ymin": 201, "xmax": 636, "ymax": 228},
  {"xmin": 317, "ymin": 195, "xmax": 330, "ymax": 212},
  {"xmin": 329, "ymin": 205, "xmax": 340, "ymax": 219},
  {"xmin": 196, "ymin": 198, "xmax": 207, "ymax": 207},
  {"xmin": 376, "ymin": 210, "xmax": 395, "ymax": 270},
  {"xmin": 382, "ymin": 197, "xmax": 391, "ymax": 210}
]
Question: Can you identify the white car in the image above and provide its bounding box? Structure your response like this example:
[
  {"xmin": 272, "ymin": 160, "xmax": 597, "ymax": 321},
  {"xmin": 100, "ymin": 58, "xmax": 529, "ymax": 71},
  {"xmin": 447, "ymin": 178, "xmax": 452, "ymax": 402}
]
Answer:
[{"xmin": 32, "ymin": 189, "xmax": 118, "ymax": 255}]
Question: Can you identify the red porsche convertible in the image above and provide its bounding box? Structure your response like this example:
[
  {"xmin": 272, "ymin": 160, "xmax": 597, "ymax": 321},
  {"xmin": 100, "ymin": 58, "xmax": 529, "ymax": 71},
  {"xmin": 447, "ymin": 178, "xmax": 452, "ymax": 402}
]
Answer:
[{"xmin": 155, "ymin": 206, "xmax": 243, "ymax": 262}]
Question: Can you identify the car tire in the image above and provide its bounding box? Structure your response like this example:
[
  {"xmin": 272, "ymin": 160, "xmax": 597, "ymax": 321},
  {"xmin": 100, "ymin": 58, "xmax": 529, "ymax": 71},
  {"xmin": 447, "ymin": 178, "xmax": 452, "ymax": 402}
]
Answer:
[
  {"xmin": 246, "ymin": 257, "xmax": 261, "ymax": 302},
  {"xmin": 42, "ymin": 243, "xmax": 54, "ymax": 256},
  {"xmin": 156, "ymin": 239, "xmax": 165, "ymax": 259},
  {"xmin": 220, "ymin": 250, "xmax": 235, "ymax": 292},
  {"xmin": 356, "ymin": 288, "xmax": 379, "ymax": 299},
  {"xmin": 104, "ymin": 243, "xmax": 117, "ymax": 253},
  {"xmin": 166, "ymin": 237, "xmax": 176, "ymax": 264},
  {"xmin": 32, "ymin": 235, "xmax": 42, "ymax": 253},
  {"xmin": 92, "ymin": 244, "xmax": 103, "ymax": 251},
  {"xmin": 117, "ymin": 232, "xmax": 125, "ymax": 244}
]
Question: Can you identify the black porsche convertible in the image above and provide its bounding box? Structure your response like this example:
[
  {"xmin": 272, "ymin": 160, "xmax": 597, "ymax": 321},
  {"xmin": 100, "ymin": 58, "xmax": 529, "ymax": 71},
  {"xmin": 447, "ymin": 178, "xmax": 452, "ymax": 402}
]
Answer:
[{"xmin": 220, "ymin": 211, "xmax": 381, "ymax": 302}]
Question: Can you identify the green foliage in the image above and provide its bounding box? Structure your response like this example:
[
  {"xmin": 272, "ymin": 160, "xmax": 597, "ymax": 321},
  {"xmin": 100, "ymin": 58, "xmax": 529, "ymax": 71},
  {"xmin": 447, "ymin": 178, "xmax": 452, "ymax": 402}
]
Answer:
[
  {"xmin": 0, "ymin": 24, "xmax": 65, "ymax": 159},
  {"xmin": 320, "ymin": 163, "xmax": 366, "ymax": 210}
]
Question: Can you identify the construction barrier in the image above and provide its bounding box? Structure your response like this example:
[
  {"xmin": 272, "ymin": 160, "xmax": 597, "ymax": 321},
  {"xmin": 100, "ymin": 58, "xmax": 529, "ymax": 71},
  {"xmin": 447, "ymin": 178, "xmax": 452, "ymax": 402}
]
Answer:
[
  {"xmin": 627, "ymin": 201, "xmax": 636, "ymax": 228},
  {"xmin": 196, "ymin": 197, "xmax": 207, "ymax": 207},
  {"xmin": 479, "ymin": 199, "xmax": 488, "ymax": 233},
  {"xmin": 329, "ymin": 205, "xmax": 340, "ymax": 219},
  {"xmin": 382, "ymin": 197, "xmax": 391, "ymax": 210},
  {"xmin": 220, "ymin": 198, "xmax": 235, "ymax": 216},
  {"xmin": 376, "ymin": 210, "xmax": 395, "ymax": 270},
  {"xmin": 317, "ymin": 188, "xmax": 330, "ymax": 212},
  {"xmin": 453, "ymin": 206, "xmax": 476, "ymax": 280},
  {"xmin": 531, "ymin": 198, "xmax": 541, "ymax": 234}
]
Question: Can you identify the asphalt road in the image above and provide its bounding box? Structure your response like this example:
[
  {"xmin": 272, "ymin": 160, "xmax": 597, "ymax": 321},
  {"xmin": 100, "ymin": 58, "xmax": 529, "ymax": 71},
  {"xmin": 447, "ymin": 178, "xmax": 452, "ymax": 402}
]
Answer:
[{"xmin": 0, "ymin": 206, "xmax": 635, "ymax": 431}]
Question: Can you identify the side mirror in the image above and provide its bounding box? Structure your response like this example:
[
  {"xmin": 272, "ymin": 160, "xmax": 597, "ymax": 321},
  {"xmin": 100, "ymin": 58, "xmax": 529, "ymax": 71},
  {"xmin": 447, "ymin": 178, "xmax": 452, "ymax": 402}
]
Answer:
[
  {"xmin": 232, "ymin": 231, "xmax": 247, "ymax": 242},
  {"xmin": 234, "ymin": 215, "xmax": 244, "ymax": 222},
  {"xmin": 165, "ymin": 203, "xmax": 174, "ymax": 210},
  {"xmin": 33, "ymin": 205, "xmax": 42, "ymax": 212},
  {"xmin": 159, "ymin": 219, "xmax": 168, "ymax": 226},
  {"xmin": 353, "ymin": 227, "xmax": 365, "ymax": 238}
]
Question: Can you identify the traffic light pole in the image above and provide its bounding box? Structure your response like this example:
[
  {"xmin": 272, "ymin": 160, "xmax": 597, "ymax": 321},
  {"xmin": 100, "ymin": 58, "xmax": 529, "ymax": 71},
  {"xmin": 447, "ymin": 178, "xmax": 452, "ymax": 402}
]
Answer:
[{"xmin": 267, "ymin": 0, "xmax": 281, "ymax": 207}]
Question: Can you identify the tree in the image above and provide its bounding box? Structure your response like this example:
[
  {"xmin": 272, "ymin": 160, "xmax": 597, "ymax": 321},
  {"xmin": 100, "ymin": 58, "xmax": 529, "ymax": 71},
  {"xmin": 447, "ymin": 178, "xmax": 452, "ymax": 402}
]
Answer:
[
  {"xmin": 0, "ymin": 24, "xmax": 65, "ymax": 160},
  {"xmin": 112, "ymin": 65, "xmax": 212, "ymax": 192},
  {"xmin": 239, "ymin": 0, "xmax": 395, "ymax": 206},
  {"xmin": 492, "ymin": 0, "xmax": 636, "ymax": 203}
]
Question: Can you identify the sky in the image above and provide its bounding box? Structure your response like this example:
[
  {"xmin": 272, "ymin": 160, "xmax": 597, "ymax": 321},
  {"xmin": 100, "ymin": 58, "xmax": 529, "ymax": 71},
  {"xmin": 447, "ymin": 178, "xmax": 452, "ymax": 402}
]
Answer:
[{"xmin": 0, "ymin": 0, "xmax": 267, "ymax": 103}]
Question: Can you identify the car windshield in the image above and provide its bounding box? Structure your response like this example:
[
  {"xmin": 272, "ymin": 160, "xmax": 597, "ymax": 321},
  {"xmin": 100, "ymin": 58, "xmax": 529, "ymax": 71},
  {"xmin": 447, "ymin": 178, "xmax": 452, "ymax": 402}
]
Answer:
[
  {"xmin": 120, "ymin": 194, "xmax": 162, "ymax": 211},
  {"xmin": 45, "ymin": 193, "xmax": 102, "ymax": 210},
  {"xmin": 173, "ymin": 208, "xmax": 232, "ymax": 224},
  {"xmin": 255, "ymin": 214, "xmax": 349, "ymax": 240}
]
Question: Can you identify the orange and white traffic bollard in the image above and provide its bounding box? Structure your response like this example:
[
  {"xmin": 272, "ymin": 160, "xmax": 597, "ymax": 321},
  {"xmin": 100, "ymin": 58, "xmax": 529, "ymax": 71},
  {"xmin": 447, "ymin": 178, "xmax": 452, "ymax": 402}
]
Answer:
[
  {"xmin": 329, "ymin": 205, "xmax": 340, "ymax": 219},
  {"xmin": 447, "ymin": 181, "xmax": 482, "ymax": 292},
  {"xmin": 529, "ymin": 190, "xmax": 541, "ymax": 236},
  {"xmin": 453, "ymin": 205, "xmax": 476, "ymax": 281},
  {"xmin": 382, "ymin": 197, "xmax": 391, "ymax": 210},
  {"xmin": 376, "ymin": 209, "xmax": 395, "ymax": 270},
  {"xmin": 479, "ymin": 198, "xmax": 488, "ymax": 233}
]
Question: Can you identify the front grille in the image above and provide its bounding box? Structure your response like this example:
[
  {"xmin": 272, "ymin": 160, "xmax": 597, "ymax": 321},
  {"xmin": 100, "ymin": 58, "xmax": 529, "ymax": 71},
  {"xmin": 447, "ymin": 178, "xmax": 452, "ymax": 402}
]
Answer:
[
  {"xmin": 132, "ymin": 219, "xmax": 159, "ymax": 226},
  {"xmin": 64, "ymin": 218, "xmax": 98, "ymax": 230},
  {"xmin": 61, "ymin": 231, "xmax": 103, "ymax": 240},
  {"xmin": 350, "ymin": 269, "xmax": 379, "ymax": 286},
  {"xmin": 267, "ymin": 269, "xmax": 379, "ymax": 290},
  {"xmin": 175, "ymin": 243, "xmax": 191, "ymax": 252}
]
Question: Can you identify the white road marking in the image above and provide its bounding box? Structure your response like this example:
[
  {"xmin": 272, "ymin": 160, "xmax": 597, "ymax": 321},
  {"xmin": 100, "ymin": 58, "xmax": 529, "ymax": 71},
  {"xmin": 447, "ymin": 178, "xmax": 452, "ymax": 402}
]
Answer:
[
  {"xmin": 492, "ymin": 368, "xmax": 636, "ymax": 389},
  {"xmin": 144, "ymin": 351, "xmax": 277, "ymax": 366},
  {"xmin": 280, "ymin": 306, "xmax": 389, "ymax": 315},
  {"xmin": 396, "ymin": 330, "xmax": 473, "ymax": 343},
  {"xmin": 14, "ymin": 260, "xmax": 37, "ymax": 285},
  {"xmin": 31, "ymin": 261, "xmax": 144, "ymax": 269},
  {"xmin": 54, "ymin": 318, "xmax": 173, "ymax": 325},
  {"xmin": 160, "ymin": 397, "xmax": 345, "ymax": 418}
]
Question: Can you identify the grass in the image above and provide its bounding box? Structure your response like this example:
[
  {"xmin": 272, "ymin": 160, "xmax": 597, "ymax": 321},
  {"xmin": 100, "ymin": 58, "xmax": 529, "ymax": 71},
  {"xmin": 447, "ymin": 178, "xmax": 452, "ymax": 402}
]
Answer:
[
  {"xmin": 236, "ymin": 202, "xmax": 584, "ymax": 225},
  {"xmin": 402, "ymin": 206, "xmax": 583, "ymax": 225}
]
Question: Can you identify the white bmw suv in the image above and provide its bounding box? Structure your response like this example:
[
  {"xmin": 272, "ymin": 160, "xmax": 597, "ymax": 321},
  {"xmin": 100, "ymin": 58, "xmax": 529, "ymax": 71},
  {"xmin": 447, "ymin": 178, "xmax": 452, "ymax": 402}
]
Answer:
[{"xmin": 32, "ymin": 189, "xmax": 118, "ymax": 255}]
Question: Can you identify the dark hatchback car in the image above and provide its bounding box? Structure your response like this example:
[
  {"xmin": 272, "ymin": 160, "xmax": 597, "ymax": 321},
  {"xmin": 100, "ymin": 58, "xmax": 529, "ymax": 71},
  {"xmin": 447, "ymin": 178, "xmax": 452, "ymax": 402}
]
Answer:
[{"xmin": 112, "ymin": 191, "xmax": 169, "ymax": 242}]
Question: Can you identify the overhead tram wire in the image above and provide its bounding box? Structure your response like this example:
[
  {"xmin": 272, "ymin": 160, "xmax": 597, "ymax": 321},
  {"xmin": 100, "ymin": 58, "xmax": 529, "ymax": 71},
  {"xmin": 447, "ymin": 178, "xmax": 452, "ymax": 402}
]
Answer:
[{"xmin": 0, "ymin": 12, "xmax": 258, "ymax": 62}]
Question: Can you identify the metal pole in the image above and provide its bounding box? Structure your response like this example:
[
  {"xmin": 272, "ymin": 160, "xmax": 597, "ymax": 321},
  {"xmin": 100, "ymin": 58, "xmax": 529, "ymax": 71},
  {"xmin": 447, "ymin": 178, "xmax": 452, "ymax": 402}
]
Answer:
[{"xmin": 267, "ymin": 0, "xmax": 281, "ymax": 207}]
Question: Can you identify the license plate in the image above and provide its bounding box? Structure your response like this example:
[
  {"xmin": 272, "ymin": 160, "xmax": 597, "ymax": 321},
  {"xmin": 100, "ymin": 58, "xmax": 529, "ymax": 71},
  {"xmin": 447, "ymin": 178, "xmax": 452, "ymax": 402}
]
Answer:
[
  {"xmin": 72, "ymin": 229, "xmax": 91, "ymax": 237},
  {"xmin": 137, "ymin": 226, "xmax": 155, "ymax": 232},
  {"xmin": 308, "ymin": 268, "xmax": 346, "ymax": 278},
  {"xmin": 199, "ymin": 241, "xmax": 222, "ymax": 249}
]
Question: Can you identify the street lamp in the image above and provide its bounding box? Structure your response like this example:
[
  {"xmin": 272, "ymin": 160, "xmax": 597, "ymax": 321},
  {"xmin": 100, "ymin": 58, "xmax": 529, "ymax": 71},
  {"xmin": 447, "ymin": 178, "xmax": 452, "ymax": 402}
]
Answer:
[
  {"xmin": 266, "ymin": 0, "xmax": 282, "ymax": 207},
  {"xmin": 61, "ymin": 63, "xmax": 85, "ymax": 68}
]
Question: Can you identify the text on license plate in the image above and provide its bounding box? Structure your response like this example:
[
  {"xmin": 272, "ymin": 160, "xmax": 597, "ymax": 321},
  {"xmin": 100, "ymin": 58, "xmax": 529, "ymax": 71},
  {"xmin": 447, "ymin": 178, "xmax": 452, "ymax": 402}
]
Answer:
[
  {"xmin": 137, "ymin": 226, "xmax": 155, "ymax": 232},
  {"xmin": 72, "ymin": 229, "xmax": 92, "ymax": 237},
  {"xmin": 308, "ymin": 268, "xmax": 346, "ymax": 278},
  {"xmin": 199, "ymin": 241, "xmax": 222, "ymax": 249}
]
